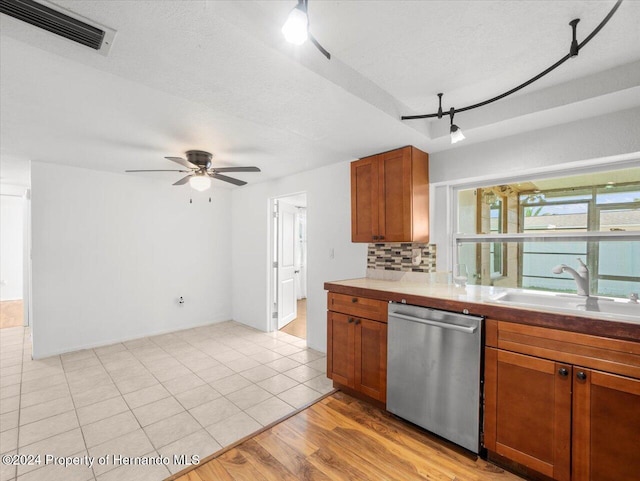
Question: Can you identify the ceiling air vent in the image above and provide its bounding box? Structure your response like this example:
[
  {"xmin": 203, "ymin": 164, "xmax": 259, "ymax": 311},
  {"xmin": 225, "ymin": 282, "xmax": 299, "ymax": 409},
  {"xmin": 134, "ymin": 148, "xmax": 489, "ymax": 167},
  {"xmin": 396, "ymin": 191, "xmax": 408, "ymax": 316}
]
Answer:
[{"xmin": 0, "ymin": 0, "xmax": 116, "ymax": 55}]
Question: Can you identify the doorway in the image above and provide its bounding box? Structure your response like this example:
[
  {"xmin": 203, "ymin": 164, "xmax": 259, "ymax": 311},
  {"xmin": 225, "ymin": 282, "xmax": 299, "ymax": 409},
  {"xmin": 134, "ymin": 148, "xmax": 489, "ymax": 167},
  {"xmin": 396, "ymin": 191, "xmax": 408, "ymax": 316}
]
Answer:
[
  {"xmin": 0, "ymin": 188, "xmax": 29, "ymax": 329},
  {"xmin": 271, "ymin": 193, "xmax": 307, "ymax": 340}
]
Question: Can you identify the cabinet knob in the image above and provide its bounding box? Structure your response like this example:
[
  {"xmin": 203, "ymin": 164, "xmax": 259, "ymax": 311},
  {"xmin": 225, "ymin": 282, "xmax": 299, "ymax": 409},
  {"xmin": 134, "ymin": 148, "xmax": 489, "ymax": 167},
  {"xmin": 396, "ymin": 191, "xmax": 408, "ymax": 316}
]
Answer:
[
  {"xmin": 351, "ymin": 297, "xmax": 358, "ymax": 303},
  {"xmin": 576, "ymin": 371, "xmax": 587, "ymax": 381},
  {"xmin": 372, "ymin": 235, "xmax": 379, "ymax": 240},
  {"xmin": 558, "ymin": 368, "xmax": 569, "ymax": 377},
  {"xmin": 348, "ymin": 317, "xmax": 354, "ymax": 323},
  {"xmin": 379, "ymin": 235, "xmax": 385, "ymax": 240}
]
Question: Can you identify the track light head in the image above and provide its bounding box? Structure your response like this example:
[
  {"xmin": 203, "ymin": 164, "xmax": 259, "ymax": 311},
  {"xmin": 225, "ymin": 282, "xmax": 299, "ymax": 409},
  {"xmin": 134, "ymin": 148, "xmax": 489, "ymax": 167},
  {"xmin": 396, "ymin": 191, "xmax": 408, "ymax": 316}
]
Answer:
[
  {"xmin": 449, "ymin": 108, "xmax": 465, "ymax": 144},
  {"xmin": 450, "ymin": 124, "xmax": 465, "ymax": 144},
  {"xmin": 282, "ymin": 1, "xmax": 308, "ymax": 45}
]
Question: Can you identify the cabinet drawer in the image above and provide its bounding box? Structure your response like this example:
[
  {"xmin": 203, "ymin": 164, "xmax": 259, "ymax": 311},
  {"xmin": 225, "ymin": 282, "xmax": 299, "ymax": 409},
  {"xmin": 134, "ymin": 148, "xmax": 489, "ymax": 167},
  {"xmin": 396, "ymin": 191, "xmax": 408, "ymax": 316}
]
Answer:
[
  {"xmin": 486, "ymin": 319, "xmax": 640, "ymax": 379},
  {"xmin": 328, "ymin": 292, "xmax": 388, "ymax": 322}
]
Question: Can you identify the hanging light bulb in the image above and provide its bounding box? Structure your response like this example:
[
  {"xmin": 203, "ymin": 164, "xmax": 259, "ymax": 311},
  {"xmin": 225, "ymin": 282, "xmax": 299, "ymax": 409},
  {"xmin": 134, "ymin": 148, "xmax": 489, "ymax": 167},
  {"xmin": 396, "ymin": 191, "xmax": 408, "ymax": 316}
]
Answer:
[
  {"xmin": 189, "ymin": 174, "xmax": 211, "ymax": 192},
  {"xmin": 282, "ymin": 1, "xmax": 308, "ymax": 45},
  {"xmin": 449, "ymin": 108, "xmax": 465, "ymax": 144}
]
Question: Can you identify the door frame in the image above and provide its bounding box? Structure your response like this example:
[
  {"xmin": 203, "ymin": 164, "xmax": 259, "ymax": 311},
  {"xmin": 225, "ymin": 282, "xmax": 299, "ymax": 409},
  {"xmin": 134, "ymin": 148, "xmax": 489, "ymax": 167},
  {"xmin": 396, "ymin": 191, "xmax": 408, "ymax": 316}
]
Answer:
[{"xmin": 268, "ymin": 192, "xmax": 307, "ymax": 333}]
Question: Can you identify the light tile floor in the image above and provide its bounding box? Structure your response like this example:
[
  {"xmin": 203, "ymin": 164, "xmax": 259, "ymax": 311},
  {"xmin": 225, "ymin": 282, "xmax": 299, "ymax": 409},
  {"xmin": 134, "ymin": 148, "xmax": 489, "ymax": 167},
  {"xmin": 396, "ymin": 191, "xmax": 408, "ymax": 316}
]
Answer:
[{"xmin": 0, "ymin": 321, "xmax": 331, "ymax": 481}]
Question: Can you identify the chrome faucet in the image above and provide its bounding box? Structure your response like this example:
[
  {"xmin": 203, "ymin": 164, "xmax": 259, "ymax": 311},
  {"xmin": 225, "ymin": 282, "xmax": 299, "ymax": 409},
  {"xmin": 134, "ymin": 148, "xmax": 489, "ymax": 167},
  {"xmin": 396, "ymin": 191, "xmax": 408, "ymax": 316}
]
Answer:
[{"xmin": 552, "ymin": 258, "xmax": 590, "ymax": 296}]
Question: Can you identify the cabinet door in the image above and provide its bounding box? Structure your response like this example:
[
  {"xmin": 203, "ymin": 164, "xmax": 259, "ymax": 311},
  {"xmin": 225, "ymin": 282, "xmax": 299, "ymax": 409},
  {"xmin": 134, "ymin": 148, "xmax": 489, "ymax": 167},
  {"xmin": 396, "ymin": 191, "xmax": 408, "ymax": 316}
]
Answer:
[
  {"xmin": 351, "ymin": 156, "xmax": 379, "ymax": 242},
  {"xmin": 572, "ymin": 368, "xmax": 640, "ymax": 481},
  {"xmin": 327, "ymin": 312, "xmax": 355, "ymax": 388},
  {"xmin": 354, "ymin": 318, "xmax": 387, "ymax": 402},
  {"xmin": 377, "ymin": 147, "xmax": 412, "ymax": 242},
  {"xmin": 484, "ymin": 348, "xmax": 571, "ymax": 481}
]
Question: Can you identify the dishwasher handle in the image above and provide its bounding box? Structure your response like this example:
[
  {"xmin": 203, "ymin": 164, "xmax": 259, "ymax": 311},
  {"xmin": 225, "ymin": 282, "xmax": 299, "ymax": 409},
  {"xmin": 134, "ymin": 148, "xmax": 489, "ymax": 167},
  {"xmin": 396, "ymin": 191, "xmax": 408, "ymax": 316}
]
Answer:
[{"xmin": 390, "ymin": 312, "xmax": 478, "ymax": 334}]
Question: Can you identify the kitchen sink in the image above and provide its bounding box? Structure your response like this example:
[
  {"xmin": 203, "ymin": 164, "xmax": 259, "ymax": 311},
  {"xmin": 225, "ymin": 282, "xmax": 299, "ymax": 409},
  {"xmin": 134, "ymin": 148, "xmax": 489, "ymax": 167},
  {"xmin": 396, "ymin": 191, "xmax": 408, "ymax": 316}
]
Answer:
[{"xmin": 490, "ymin": 290, "xmax": 640, "ymax": 321}]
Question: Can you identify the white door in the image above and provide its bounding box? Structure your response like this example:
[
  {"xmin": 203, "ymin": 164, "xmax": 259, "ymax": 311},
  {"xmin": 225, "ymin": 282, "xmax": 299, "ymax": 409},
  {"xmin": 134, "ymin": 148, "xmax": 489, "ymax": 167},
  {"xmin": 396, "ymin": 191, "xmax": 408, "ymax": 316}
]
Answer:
[{"xmin": 277, "ymin": 202, "xmax": 297, "ymax": 329}]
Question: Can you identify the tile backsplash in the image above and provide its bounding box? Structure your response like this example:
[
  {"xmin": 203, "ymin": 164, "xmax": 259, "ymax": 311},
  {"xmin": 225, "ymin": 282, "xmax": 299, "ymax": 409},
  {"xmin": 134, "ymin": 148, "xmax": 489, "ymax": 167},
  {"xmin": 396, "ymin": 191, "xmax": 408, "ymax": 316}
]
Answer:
[{"xmin": 367, "ymin": 243, "xmax": 436, "ymax": 272}]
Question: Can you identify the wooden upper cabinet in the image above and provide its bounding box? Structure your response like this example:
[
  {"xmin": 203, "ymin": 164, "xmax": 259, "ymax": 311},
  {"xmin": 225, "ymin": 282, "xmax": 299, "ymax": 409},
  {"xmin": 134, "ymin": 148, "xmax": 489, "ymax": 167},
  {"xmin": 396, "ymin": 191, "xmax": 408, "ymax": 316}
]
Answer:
[
  {"xmin": 572, "ymin": 369, "xmax": 640, "ymax": 481},
  {"xmin": 351, "ymin": 156, "xmax": 379, "ymax": 242},
  {"xmin": 351, "ymin": 146, "xmax": 429, "ymax": 243}
]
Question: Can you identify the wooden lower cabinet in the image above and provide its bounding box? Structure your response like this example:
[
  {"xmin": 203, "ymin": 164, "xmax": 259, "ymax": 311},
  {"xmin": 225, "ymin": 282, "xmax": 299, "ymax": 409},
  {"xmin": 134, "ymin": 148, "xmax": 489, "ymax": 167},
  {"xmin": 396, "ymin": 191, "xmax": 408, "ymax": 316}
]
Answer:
[
  {"xmin": 484, "ymin": 348, "xmax": 571, "ymax": 481},
  {"xmin": 354, "ymin": 318, "xmax": 387, "ymax": 402},
  {"xmin": 327, "ymin": 311, "xmax": 387, "ymax": 403},
  {"xmin": 327, "ymin": 311, "xmax": 355, "ymax": 388},
  {"xmin": 484, "ymin": 320, "xmax": 640, "ymax": 481},
  {"xmin": 572, "ymin": 369, "xmax": 640, "ymax": 481}
]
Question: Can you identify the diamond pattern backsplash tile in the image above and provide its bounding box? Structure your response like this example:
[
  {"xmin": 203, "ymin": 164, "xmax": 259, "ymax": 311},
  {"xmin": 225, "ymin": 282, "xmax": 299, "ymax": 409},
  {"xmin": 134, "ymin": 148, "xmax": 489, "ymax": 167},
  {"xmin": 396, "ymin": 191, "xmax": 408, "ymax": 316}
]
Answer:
[{"xmin": 367, "ymin": 243, "xmax": 436, "ymax": 272}]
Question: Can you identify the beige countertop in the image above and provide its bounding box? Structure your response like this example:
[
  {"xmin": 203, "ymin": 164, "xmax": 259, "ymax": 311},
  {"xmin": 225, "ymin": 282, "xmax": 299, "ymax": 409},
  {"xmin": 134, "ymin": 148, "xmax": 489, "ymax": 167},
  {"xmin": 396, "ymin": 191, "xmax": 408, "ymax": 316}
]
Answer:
[{"xmin": 324, "ymin": 276, "xmax": 640, "ymax": 341}]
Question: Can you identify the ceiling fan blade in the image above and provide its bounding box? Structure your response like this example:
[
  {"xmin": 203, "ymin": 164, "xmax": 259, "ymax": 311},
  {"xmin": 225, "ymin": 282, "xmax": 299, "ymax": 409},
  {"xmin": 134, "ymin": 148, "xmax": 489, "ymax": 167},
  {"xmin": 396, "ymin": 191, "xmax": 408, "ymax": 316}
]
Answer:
[
  {"xmin": 125, "ymin": 169, "xmax": 190, "ymax": 173},
  {"xmin": 211, "ymin": 173, "xmax": 247, "ymax": 186},
  {"xmin": 173, "ymin": 175, "xmax": 193, "ymax": 186},
  {"xmin": 165, "ymin": 156, "xmax": 197, "ymax": 169},
  {"xmin": 211, "ymin": 166, "xmax": 261, "ymax": 173},
  {"xmin": 309, "ymin": 33, "xmax": 331, "ymax": 60}
]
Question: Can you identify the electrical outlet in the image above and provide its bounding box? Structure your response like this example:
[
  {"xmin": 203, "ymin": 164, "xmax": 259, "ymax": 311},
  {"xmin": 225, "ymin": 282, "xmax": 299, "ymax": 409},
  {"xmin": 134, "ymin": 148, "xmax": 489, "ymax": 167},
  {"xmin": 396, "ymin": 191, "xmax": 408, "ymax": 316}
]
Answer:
[{"xmin": 411, "ymin": 248, "xmax": 422, "ymax": 266}]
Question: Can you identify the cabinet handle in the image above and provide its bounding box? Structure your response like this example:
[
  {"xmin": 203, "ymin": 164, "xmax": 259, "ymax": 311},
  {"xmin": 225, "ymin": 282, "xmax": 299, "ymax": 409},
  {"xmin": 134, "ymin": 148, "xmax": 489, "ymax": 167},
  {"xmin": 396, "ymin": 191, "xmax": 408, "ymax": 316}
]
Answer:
[
  {"xmin": 355, "ymin": 319, "xmax": 361, "ymax": 325},
  {"xmin": 379, "ymin": 235, "xmax": 385, "ymax": 240},
  {"xmin": 558, "ymin": 368, "xmax": 569, "ymax": 377},
  {"xmin": 372, "ymin": 235, "xmax": 379, "ymax": 240},
  {"xmin": 348, "ymin": 317, "xmax": 354, "ymax": 323},
  {"xmin": 576, "ymin": 371, "xmax": 587, "ymax": 381},
  {"xmin": 351, "ymin": 298, "xmax": 358, "ymax": 303}
]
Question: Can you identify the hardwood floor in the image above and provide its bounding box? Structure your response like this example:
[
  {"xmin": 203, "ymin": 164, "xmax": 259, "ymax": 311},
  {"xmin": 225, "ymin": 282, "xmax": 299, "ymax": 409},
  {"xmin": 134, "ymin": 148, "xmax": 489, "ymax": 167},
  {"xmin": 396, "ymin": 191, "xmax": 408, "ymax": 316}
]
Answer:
[
  {"xmin": 171, "ymin": 391, "xmax": 524, "ymax": 481},
  {"xmin": 280, "ymin": 299, "xmax": 307, "ymax": 339},
  {"xmin": 0, "ymin": 299, "xmax": 23, "ymax": 329}
]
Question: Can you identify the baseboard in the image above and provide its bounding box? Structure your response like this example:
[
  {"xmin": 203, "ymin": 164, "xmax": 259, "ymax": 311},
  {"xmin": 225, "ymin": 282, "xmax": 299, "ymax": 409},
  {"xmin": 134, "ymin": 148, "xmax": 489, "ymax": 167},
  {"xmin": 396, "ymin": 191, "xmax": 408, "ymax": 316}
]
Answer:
[{"xmin": 31, "ymin": 316, "xmax": 233, "ymax": 359}]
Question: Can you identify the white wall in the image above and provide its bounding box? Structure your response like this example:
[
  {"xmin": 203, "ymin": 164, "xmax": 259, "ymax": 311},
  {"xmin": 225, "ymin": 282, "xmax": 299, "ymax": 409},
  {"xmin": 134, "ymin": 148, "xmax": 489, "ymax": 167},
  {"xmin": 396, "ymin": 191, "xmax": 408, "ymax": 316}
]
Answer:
[
  {"xmin": 429, "ymin": 107, "xmax": 640, "ymax": 271},
  {"xmin": 0, "ymin": 194, "xmax": 24, "ymax": 301},
  {"xmin": 30, "ymin": 162, "xmax": 233, "ymax": 358},
  {"xmin": 231, "ymin": 160, "xmax": 367, "ymax": 353}
]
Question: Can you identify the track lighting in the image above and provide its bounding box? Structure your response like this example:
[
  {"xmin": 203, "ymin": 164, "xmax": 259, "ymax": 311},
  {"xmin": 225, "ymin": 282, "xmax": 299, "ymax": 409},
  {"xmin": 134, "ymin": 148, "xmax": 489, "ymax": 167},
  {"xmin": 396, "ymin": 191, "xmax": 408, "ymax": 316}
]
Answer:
[
  {"xmin": 281, "ymin": 1, "xmax": 308, "ymax": 45},
  {"xmin": 449, "ymin": 108, "xmax": 465, "ymax": 144},
  {"xmin": 189, "ymin": 174, "xmax": 211, "ymax": 192},
  {"xmin": 400, "ymin": 0, "xmax": 622, "ymax": 145},
  {"xmin": 281, "ymin": 0, "xmax": 331, "ymax": 59}
]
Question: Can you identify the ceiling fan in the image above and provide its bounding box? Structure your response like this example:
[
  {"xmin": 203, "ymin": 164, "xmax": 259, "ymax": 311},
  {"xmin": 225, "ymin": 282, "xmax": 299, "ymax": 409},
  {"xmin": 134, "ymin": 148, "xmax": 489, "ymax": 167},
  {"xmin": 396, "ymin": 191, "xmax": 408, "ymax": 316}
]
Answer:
[{"xmin": 125, "ymin": 150, "xmax": 261, "ymax": 191}]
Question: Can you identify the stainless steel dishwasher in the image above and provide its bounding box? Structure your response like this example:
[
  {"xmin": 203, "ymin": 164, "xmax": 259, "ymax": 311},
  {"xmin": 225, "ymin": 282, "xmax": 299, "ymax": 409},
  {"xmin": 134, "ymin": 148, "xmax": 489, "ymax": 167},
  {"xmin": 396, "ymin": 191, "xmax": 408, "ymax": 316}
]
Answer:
[{"xmin": 387, "ymin": 302, "xmax": 483, "ymax": 453}]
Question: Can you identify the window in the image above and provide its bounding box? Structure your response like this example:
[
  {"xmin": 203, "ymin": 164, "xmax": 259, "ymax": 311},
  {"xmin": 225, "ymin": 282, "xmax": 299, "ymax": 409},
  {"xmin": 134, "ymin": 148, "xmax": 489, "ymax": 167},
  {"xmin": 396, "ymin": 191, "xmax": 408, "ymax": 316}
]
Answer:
[{"xmin": 455, "ymin": 166, "xmax": 640, "ymax": 298}]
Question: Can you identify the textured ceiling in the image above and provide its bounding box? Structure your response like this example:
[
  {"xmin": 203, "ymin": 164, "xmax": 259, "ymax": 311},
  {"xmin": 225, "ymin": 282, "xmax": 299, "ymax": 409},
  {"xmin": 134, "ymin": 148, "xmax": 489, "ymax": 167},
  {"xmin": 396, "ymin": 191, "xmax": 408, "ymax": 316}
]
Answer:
[{"xmin": 1, "ymin": 0, "xmax": 639, "ymax": 186}]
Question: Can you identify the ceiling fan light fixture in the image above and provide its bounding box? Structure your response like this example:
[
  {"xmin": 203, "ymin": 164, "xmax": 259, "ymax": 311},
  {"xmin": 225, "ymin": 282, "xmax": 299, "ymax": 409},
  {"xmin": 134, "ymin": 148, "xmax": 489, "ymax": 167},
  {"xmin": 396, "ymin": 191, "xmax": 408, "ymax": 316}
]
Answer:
[
  {"xmin": 282, "ymin": 3, "xmax": 308, "ymax": 45},
  {"xmin": 189, "ymin": 175, "xmax": 211, "ymax": 192}
]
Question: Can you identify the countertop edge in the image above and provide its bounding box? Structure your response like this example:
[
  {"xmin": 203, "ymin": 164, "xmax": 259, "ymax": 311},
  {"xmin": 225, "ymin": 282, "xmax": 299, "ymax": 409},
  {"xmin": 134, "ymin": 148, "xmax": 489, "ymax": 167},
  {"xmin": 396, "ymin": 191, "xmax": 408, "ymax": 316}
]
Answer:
[{"xmin": 324, "ymin": 281, "xmax": 640, "ymax": 343}]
